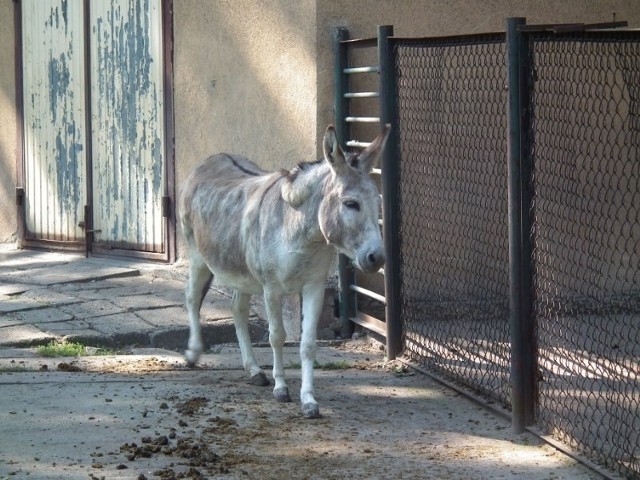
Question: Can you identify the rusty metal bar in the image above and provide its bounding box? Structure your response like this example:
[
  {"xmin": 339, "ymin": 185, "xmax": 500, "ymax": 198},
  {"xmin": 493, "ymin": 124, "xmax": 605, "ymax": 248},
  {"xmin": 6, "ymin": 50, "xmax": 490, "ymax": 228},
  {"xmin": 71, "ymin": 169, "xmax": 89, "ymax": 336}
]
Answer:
[
  {"xmin": 344, "ymin": 92, "xmax": 379, "ymax": 98},
  {"xmin": 517, "ymin": 20, "xmax": 628, "ymax": 33},
  {"xmin": 350, "ymin": 312, "xmax": 386, "ymax": 337},
  {"xmin": 344, "ymin": 66, "xmax": 380, "ymax": 74},
  {"xmin": 346, "ymin": 140, "xmax": 372, "ymax": 148},
  {"xmin": 340, "ymin": 36, "xmax": 377, "ymax": 48},
  {"xmin": 334, "ymin": 26, "xmax": 357, "ymax": 339},
  {"xmin": 507, "ymin": 16, "xmax": 536, "ymax": 433},
  {"xmin": 345, "ymin": 116, "xmax": 380, "ymax": 123},
  {"xmin": 378, "ymin": 24, "xmax": 402, "ymax": 360},
  {"xmin": 349, "ymin": 284, "xmax": 386, "ymax": 304}
]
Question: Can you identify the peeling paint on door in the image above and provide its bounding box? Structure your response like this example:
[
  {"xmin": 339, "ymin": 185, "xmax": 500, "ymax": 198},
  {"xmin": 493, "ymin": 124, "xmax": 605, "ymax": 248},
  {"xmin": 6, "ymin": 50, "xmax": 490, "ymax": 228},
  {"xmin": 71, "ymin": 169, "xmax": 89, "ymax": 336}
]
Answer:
[
  {"xmin": 90, "ymin": 0, "xmax": 165, "ymax": 253},
  {"xmin": 22, "ymin": 0, "xmax": 86, "ymax": 242},
  {"xmin": 21, "ymin": 0, "xmax": 166, "ymax": 254}
]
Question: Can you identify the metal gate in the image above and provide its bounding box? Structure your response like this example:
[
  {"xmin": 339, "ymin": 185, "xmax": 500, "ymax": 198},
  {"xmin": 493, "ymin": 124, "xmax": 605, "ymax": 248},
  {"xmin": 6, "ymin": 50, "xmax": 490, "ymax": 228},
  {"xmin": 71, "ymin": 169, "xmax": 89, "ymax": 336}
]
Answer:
[
  {"xmin": 17, "ymin": 0, "xmax": 174, "ymax": 260},
  {"xmin": 335, "ymin": 19, "xmax": 639, "ymax": 479}
]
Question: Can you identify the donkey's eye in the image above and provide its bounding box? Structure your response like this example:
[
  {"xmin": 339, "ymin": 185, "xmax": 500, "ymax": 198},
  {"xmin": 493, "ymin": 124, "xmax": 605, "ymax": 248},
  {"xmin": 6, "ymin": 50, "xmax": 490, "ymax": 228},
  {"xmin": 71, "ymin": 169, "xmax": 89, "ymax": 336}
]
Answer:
[{"xmin": 343, "ymin": 200, "xmax": 360, "ymax": 211}]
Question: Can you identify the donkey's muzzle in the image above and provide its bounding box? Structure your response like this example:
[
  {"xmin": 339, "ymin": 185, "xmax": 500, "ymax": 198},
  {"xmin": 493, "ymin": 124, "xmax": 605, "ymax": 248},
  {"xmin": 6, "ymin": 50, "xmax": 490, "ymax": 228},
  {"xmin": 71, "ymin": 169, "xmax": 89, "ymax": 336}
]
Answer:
[{"xmin": 358, "ymin": 248, "xmax": 386, "ymax": 273}]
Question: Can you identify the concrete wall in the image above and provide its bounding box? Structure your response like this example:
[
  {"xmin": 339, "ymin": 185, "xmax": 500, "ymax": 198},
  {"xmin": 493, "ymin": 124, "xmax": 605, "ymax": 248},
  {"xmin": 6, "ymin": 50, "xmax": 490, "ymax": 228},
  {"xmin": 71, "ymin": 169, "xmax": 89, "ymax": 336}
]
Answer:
[{"xmin": 0, "ymin": 1, "xmax": 17, "ymax": 243}]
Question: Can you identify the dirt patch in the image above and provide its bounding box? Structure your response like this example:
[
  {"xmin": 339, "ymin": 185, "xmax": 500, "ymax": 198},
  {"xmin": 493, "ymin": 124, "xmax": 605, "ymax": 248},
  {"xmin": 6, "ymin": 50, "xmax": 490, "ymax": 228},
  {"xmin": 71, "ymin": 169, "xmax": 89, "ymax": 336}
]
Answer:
[
  {"xmin": 92, "ymin": 356, "xmax": 186, "ymax": 374},
  {"xmin": 118, "ymin": 396, "xmax": 234, "ymax": 479},
  {"xmin": 175, "ymin": 396, "xmax": 210, "ymax": 416},
  {"xmin": 120, "ymin": 435, "xmax": 227, "ymax": 479},
  {"xmin": 0, "ymin": 345, "xmax": 603, "ymax": 480}
]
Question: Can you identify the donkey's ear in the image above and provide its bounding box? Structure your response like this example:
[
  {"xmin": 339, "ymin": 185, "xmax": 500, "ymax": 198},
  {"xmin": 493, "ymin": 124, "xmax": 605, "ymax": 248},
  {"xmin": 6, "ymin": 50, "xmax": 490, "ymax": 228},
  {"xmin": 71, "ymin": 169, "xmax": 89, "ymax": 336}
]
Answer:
[
  {"xmin": 323, "ymin": 125, "xmax": 348, "ymax": 175},
  {"xmin": 355, "ymin": 124, "xmax": 391, "ymax": 173}
]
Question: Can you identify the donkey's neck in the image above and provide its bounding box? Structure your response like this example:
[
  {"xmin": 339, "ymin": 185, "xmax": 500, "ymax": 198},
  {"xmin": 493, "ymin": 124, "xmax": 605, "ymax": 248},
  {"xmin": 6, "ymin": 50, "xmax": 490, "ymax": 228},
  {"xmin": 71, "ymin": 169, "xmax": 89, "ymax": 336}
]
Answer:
[{"xmin": 283, "ymin": 162, "xmax": 333, "ymax": 245}]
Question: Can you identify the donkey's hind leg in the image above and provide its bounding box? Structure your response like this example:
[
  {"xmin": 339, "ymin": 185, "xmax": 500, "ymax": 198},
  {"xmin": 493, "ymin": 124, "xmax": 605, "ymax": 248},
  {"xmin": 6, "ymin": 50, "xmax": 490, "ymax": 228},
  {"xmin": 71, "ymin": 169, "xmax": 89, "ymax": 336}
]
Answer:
[
  {"xmin": 232, "ymin": 291, "xmax": 269, "ymax": 386},
  {"xmin": 185, "ymin": 255, "xmax": 213, "ymax": 366}
]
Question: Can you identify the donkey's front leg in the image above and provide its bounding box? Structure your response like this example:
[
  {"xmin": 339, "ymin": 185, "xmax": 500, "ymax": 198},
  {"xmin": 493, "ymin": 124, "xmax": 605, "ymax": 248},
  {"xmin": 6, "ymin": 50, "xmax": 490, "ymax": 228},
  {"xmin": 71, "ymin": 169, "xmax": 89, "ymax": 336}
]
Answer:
[
  {"xmin": 299, "ymin": 283, "xmax": 325, "ymax": 419},
  {"xmin": 264, "ymin": 288, "xmax": 291, "ymax": 403}
]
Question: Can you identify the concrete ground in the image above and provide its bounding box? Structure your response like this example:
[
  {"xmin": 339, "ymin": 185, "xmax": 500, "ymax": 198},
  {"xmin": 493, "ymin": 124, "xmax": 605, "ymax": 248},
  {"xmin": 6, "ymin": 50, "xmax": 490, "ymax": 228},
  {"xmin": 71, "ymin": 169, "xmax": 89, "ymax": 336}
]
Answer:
[{"xmin": 0, "ymin": 246, "xmax": 609, "ymax": 480}]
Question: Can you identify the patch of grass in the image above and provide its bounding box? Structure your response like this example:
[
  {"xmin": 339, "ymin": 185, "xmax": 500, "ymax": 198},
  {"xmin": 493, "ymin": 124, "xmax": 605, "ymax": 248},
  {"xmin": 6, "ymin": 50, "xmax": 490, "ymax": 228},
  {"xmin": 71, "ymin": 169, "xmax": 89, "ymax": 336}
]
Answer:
[
  {"xmin": 36, "ymin": 341, "xmax": 117, "ymax": 358},
  {"xmin": 319, "ymin": 360, "xmax": 352, "ymax": 370},
  {"xmin": 287, "ymin": 360, "xmax": 352, "ymax": 370}
]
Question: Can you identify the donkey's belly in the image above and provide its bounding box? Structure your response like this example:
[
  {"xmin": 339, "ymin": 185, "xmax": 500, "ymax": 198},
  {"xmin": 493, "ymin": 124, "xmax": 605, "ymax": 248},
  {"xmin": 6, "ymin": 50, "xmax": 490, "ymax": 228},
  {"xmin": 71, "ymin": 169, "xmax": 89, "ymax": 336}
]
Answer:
[{"xmin": 209, "ymin": 266, "xmax": 263, "ymax": 295}]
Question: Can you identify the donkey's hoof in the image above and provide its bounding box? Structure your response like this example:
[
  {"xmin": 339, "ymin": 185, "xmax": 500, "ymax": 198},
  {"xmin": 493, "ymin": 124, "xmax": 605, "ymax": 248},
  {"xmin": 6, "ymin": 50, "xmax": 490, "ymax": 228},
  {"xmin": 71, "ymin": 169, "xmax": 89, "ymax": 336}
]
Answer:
[
  {"xmin": 249, "ymin": 372, "xmax": 270, "ymax": 387},
  {"xmin": 302, "ymin": 403, "xmax": 320, "ymax": 419},
  {"xmin": 273, "ymin": 387, "xmax": 292, "ymax": 403},
  {"xmin": 184, "ymin": 349, "xmax": 200, "ymax": 367}
]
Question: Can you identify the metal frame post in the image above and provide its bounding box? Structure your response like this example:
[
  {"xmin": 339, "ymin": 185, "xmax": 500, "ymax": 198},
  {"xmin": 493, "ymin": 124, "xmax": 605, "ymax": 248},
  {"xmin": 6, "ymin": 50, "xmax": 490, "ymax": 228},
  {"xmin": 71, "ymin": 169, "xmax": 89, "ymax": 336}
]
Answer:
[
  {"xmin": 333, "ymin": 27, "xmax": 357, "ymax": 338},
  {"xmin": 507, "ymin": 17, "xmax": 536, "ymax": 433},
  {"xmin": 14, "ymin": 0, "xmax": 25, "ymax": 245},
  {"xmin": 378, "ymin": 25, "xmax": 402, "ymax": 360}
]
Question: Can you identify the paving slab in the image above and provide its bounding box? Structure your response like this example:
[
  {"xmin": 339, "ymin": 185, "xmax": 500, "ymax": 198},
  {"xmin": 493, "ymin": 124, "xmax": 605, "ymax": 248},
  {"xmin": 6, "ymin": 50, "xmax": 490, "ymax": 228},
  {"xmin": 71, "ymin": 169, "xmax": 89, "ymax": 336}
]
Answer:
[
  {"xmin": 0, "ymin": 284, "xmax": 29, "ymax": 296},
  {"xmin": 0, "ymin": 324, "xmax": 56, "ymax": 346},
  {"xmin": 59, "ymin": 299, "xmax": 127, "ymax": 319},
  {"xmin": 19, "ymin": 288, "xmax": 80, "ymax": 306},
  {"xmin": 16, "ymin": 307, "xmax": 74, "ymax": 324},
  {"xmin": 108, "ymin": 294, "xmax": 181, "ymax": 311},
  {"xmin": 0, "ymin": 296, "xmax": 49, "ymax": 314},
  {"xmin": 2, "ymin": 256, "xmax": 140, "ymax": 285},
  {"xmin": 88, "ymin": 313, "xmax": 157, "ymax": 336}
]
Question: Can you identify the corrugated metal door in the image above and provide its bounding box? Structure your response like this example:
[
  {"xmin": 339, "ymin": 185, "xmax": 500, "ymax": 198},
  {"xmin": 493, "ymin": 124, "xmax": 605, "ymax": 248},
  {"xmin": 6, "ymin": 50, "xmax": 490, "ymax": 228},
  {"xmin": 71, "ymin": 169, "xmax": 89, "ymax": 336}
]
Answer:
[
  {"xmin": 90, "ymin": 0, "xmax": 166, "ymax": 255},
  {"xmin": 20, "ymin": 0, "xmax": 168, "ymax": 258},
  {"xmin": 21, "ymin": 0, "xmax": 87, "ymax": 248}
]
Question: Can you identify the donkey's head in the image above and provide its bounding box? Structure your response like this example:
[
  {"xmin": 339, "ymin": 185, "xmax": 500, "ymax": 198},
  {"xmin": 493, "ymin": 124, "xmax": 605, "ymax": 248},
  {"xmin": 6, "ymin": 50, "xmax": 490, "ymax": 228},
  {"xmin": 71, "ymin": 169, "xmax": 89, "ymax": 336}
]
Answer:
[{"xmin": 316, "ymin": 124, "xmax": 390, "ymax": 273}]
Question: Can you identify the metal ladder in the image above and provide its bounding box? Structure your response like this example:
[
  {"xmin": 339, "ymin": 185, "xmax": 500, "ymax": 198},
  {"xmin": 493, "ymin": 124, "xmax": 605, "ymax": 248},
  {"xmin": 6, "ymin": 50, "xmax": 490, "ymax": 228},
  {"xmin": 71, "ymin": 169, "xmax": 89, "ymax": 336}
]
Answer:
[{"xmin": 332, "ymin": 25, "xmax": 401, "ymax": 359}]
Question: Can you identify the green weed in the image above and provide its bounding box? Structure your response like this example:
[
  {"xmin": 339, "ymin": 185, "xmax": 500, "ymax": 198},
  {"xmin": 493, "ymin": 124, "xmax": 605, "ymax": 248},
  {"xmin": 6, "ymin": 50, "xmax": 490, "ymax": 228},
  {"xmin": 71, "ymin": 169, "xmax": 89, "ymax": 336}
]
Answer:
[
  {"xmin": 36, "ymin": 341, "xmax": 116, "ymax": 357},
  {"xmin": 286, "ymin": 360, "xmax": 352, "ymax": 370}
]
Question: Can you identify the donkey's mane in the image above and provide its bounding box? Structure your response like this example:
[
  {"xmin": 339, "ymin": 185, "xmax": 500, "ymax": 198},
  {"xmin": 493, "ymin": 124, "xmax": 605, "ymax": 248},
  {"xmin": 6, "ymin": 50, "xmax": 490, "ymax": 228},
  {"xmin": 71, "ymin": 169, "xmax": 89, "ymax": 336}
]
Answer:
[{"xmin": 282, "ymin": 159, "xmax": 324, "ymax": 182}]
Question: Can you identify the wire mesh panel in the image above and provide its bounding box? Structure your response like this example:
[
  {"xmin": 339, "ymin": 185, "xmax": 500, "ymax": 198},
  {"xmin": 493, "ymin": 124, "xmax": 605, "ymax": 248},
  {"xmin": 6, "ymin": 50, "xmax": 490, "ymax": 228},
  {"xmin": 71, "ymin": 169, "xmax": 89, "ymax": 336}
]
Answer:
[
  {"xmin": 527, "ymin": 31, "xmax": 640, "ymax": 478},
  {"xmin": 392, "ymin": 35, "xmax": 512, "ymax": 406}
]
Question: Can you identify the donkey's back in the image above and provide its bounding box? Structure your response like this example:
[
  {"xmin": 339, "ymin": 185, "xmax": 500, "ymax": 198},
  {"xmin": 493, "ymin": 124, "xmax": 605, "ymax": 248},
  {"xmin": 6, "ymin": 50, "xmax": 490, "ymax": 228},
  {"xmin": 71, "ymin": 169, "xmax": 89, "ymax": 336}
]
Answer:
[{"xmin": 180, "ymin": 153, "xmax": 285, "ymax": 293}]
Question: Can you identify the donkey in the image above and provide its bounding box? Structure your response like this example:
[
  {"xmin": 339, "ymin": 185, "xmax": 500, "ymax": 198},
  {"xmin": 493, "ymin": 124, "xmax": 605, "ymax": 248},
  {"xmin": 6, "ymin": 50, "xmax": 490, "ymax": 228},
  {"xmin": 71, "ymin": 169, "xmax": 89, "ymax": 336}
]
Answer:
[{"xmin": 179, "ymin": 124, "xmax": 390, "ymax": 418}]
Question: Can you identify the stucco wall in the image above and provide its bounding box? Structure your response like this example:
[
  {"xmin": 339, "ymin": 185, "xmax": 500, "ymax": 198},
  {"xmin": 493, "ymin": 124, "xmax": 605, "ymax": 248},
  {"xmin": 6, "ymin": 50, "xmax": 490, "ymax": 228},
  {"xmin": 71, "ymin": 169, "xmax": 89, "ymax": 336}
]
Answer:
[
  {"xmin": 173, "ymin": 0, "xmax": 318, "ymax": 257},
  {"xmin": 173, "ymin": 0, "xmax": 318, "ymax": 179},
  {"xmin": 315, "ymin": 0, "xmax": 640, "ymax": 145},
  {"xmin": 0, "ymin": 1, "xmax": 16, "ymax": 243}
]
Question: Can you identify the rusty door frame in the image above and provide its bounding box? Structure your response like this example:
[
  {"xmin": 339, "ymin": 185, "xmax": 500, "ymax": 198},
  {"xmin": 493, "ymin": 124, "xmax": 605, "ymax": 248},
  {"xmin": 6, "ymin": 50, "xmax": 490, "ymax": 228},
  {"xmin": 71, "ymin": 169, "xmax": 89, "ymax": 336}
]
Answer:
[{"xmin": 14, "ymin": 0, "xmax": 176, "ymax": 263}]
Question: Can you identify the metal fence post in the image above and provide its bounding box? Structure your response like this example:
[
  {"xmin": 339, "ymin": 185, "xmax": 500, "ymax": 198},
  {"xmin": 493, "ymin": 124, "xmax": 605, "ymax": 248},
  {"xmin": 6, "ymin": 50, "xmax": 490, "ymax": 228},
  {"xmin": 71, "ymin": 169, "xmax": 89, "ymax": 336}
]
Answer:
[
  {"xmin": 506, "ymin": 17, "xmax": 536, "ymax": 433},
  {"xmin": 378, "ymin": 25, "xmax": 402, "ymax": 360},
  {"xmin": 333, "ymin": 27, "xmax": 357, "ymax": 338}
]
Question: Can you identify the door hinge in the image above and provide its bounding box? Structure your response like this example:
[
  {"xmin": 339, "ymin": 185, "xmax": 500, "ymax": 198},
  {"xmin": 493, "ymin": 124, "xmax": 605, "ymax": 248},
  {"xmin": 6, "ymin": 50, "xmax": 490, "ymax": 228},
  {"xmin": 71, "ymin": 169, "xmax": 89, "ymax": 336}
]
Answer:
[
  {"xmin": 16, "ymin": 187, "xmax": 24, "ymax": 206},
  {"xmin": 162, "ymin": 196, "xmax": 171, "ymax": 218}
]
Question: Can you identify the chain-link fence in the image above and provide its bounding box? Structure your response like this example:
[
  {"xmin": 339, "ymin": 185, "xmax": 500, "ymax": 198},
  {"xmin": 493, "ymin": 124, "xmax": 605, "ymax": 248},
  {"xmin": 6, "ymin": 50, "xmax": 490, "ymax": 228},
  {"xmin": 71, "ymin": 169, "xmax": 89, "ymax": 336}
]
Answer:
[
  {"xmin": 527, "ymin": 31, "xmax": 640, "ymax": 478},
  {"xmin": 392, "ymin": 35, "xmax": 512, "ymax": 406},
  {"xmin": 386, "ymin": 28, "xmax": 640, "ymax": 478}
]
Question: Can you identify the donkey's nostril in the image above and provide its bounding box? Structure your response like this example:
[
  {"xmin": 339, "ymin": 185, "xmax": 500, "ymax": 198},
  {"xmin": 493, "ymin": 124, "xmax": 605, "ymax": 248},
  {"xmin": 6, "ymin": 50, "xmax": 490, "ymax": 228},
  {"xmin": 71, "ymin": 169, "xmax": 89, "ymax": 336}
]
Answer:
[
  {"xmin": 358, "ymin": 249, "xmax": 385, "ymax": 273},
  {"xmin": 366, "ymin": 250, "xmax": 385, "ymax": 270}
]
